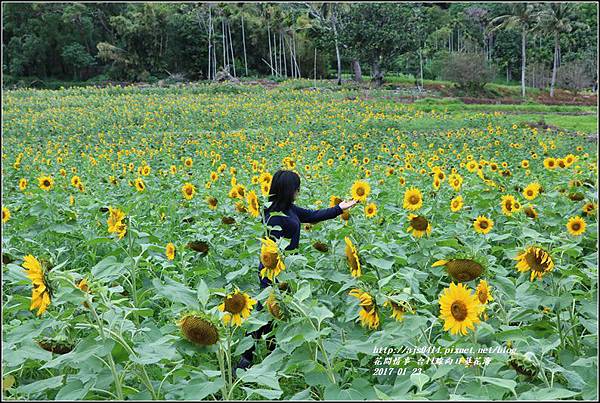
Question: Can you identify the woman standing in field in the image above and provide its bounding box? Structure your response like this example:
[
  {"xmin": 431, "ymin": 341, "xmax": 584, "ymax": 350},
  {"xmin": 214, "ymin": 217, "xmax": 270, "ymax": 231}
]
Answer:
[{"xmin": 235, "ymin": 169, "xmax": 358, "ymax": 372}]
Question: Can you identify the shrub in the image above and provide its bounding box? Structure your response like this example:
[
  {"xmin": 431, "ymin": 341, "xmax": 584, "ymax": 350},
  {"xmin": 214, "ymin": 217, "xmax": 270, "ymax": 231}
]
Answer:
[
  {"xmin": 557, "ymin": 60, "xmax": 594, "ymax": 94},
  {"xmin": 440, "ymin": 52, "xmax": 496, "ymax": 94}
]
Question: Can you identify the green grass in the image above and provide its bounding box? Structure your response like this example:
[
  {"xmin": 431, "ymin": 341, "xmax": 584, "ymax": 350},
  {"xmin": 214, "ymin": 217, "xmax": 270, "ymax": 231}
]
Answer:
[
  {"xmin": 501, "ymin": 113, "xmax": 598, "ymax": 133},
  {"xmin": 411, "ymin": 98, "xmax": 597, "ymax": 114}
]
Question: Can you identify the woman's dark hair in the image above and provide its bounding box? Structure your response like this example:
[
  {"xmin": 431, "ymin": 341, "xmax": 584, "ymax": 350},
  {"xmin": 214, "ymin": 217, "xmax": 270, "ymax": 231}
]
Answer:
[{"xmin": 266, "ymin": 170, "xmax": 300, "ymax": 213}]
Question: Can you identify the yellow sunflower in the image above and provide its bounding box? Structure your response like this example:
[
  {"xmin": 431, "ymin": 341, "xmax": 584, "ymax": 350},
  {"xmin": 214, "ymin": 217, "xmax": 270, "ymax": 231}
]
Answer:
[
  {"xmin": 344, "ymin": 237, "xmax": 361, "ymax": 277},
  {"xmin": 19, "ymin": 178, "xmax": 28, "ymax": 191},
  {"xmin": 466, "ymin": 161, "xmax": 478, "ymax": 172},
  {"xmin": 184, "ymin": 158, "xmax": 193, "ymax": 168},
  {"xmin": 166, "ymin": 243, "xmax": 176, "ymax": 260},
  {"xmin": 247, "ymin": 190, "xmax": 260, "ymax": 218},
  {"xmin": 582, "ymin": 202, "xmax": 597, "ymax": 216},
  {"xmin": 207, "ymin": 196, "xmax": 218, "ymax": 210},
  {"xmin": 365, "ymin": 202, "xmax": 377, "ymax": 218},
  {"xmin": 500, "ymin": 195, "xmax": 518, "ymax": 216},
  {"xmin": 407, "ymin": 214, "xmax": 431, "ymax": 238},
  {"xmin": 351, "ymin": 180, "xmax": 371, "ymax": 202},
  {"xmin": 522, "ymin": 183, "xmax": 539, "ymax": 201},
  {"xmin": 524, "ymin": 205, "xmax": 538, "ymax": 219},
  {"xmin": 181, "ymin": 183, "xmax": 196, "ymax": 200},
  {"xmin": 448, "ymin": 173, "xmax": 463, "ymax": 191},
  {"xmin": 77, "ymin": 278, "xmax": 90, "ymax": 293},
  {"xmin": 106, "ymin": 207, "xmax": 127, "ymax": 239},
  {"xmin": 475, "ymin": 280, "xmax": 494, "ymax": 305},
  {"xmin": 38, "ymin": 175, "xmax": 54, "ymax": 191},
  {"xmin": 70, "ymin": 175, "xmax": 80, "ymax": 188},
  {"xmin": 261, "ymin": 181, "xmax": 271, "ymax": 197},
  {"xmin": 515, "ymin": 246, "xmax": 555, "ymax": 281},
  {"xmin": 566, "ymin": 216, "xmax": 586, "ymax": 236},
  {"xmin": 473, "ymin": 215, "xmax": 494, "ymax": 234},
  {"xmin": 450, "ymin": 195, "xmax": 463, "ymax": 212},
  {"xmin": 403, "ymin": 187, "xmax": 423, "ymax": 211},
  {"xmin": 229, "ymin": 185, "xmax": 239, "ymax": 199},
  {"xmin": 384, "ymin": 299, "xmax": 411, "ymax": 322},
  {"xmin": 438, "ymin": 282, "xmax": 483, "ymax": 336},
  {"xmin": 543, "ymin": 157, "xmax": 557, "ymax": 170},
  {"xmin": 235, "ymin": 201, "xmax": 247, "ymax": 213},
  {"xmin": 259, "ymin": 238, "xmax": 286, "ymax": 281},
  {"xmin": 235, "ymin": 184, "xmax": 246, "ymax": 199},
  {"xmin": 331, "ymin": 196, "xmax": 350, "ymax": 221},
  {"xmin": 348, "ymin": 289, "xmax": 379, "ymax": 330},
  {"xmin": 218, "ymin": 290, "xmax": 257, "ymax": 326},
  {"xmin": 259, "ymin": 172, "xmax": 272, "ymax": 184},
  {"xmin": 22, "ymin": 255, "xmax": 52, "ymax": 316},
  {"xmin": 2, "ymin": 207, "xmax": 10, "ymax": 223},
  {"xmin": 134, "ymin": 177, "xmax": 146, "ymax": 192}
]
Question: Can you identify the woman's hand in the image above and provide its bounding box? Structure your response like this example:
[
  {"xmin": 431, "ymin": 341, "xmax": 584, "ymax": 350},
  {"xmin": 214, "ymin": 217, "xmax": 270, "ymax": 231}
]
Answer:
[{"xmin": 338, "ymin": 199, "xmax": 359, "ymax": 210}]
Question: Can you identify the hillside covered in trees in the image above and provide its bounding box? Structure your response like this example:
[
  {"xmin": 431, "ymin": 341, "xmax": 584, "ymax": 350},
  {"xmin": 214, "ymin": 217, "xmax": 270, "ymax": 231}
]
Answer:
[{"xmin": 2, "ymin": 2, "xmax": 598, "ymax": 95}]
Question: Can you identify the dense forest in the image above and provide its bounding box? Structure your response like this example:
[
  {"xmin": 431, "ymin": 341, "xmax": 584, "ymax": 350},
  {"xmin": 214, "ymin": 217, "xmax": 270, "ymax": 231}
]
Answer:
[{"xmin": 2, "ymin": 2, "xmax": 598, "ymax": 94}]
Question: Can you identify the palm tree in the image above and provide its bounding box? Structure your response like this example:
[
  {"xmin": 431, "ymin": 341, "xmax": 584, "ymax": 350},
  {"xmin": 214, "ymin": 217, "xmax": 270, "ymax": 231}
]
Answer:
[
  {"xmin": 537, "ymin": 3, "xmax": 575, "ymax": 97},
  {"xmin": 489, "ymin": 3, "xmax": 541, "ymax": 97}
]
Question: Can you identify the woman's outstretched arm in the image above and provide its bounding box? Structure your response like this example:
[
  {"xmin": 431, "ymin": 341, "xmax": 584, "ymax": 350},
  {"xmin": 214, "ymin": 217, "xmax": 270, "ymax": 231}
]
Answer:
[{"xmin": 292, "ymin": 204, "xmax": 343, "ymax": 223}]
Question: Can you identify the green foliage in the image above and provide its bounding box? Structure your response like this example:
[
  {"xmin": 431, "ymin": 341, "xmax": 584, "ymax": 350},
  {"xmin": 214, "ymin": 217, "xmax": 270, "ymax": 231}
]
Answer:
[
  {"xmin": 61, "ymin": 43, "xmax": 95, "ymax": 79},
  {"xmin": 440, "ymin": 52, "xmax": 497, "ymax": 94},
  {"xmin": 2, "ymin": 3, "xmax": 597, "ymax": 91}
]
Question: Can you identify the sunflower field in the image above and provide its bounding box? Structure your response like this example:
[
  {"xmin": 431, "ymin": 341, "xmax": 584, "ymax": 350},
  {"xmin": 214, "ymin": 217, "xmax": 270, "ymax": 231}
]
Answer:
[{"xmin": 1, "ymin": 83, "xmax": 598, "ymax": 400}]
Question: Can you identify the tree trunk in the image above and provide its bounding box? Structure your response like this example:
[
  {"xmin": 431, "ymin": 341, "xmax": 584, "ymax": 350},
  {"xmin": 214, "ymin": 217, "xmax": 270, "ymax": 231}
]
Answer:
[
  {"xmin": 287, "ymin": 36, "xmax": 295, "ymax": 78},
  {"xmin": 267, "ymin": 24, "xmax": 274, "ymax": 76},
  {"xmin": 371, "ymin": 58, "xmax": 384, "ymax": 87},
  {"xmin": 334, "ymin": 37, "xmax": 342, "ymax": 85},
  {"xmin": 332, "ymin": 9, "xmax": 342, "ymax": 85},
  {"xmin": 281, "ymin": 32, "xmax": 287, "ymax": 77},
  {"xmin": 550, "ymin": 33, "xmax": 559, "ymax": 97},
  {"xmin": 273, "ymin": 31, "xmax": 278, "ymax": 76},
  {"xmin": 207, "ymin": 8, "xmax": 212, "ymax": 80},
  {"xmin": 222, "ymin": 19, "xmax": 227, "ymax": 70},
  {"xmin": 228, "ymin": 20, "xmax": 236, "ymax": 77},
  {"xmin": 418, "ymin": 48, "xmax": 424, "ymax": 90},
  {"xmin": 313, "ymin": 47, "xmax": 317, "ymax": 87},
  {"xmin": 241, "ymin": 14, "xmax": 248, "ymax": 76},
  {"xmin": 521, "ymin": 28, "xmax": 526, "ymax": 97},
  {"xmin": 292, "ymin": 34, "xmax": 301, "ymax": 78},
  {"xmin": 351, "ymin": 59, "xmax": 362, "ymax": 82},
  {"xmin": 212, "ymin": 35, "xmax": 217, "ymax": 79}
]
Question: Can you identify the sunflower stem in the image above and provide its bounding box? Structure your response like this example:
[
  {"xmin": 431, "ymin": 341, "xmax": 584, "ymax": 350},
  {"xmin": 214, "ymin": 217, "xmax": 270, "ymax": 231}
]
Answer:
[
  {"xmin": 551, "ymin": 277, "xmax": 565, "ymax": 350},
  {"xmin": 217, "ymin": 347, "xmax": 229, "ymax": 399},
  {"xmin": 471, "ymin": 330, "xmax": 481, "ymax": 377},
  {"xmin": 289, "ymin": 300, "xmax": 336, "ymax": 385},
  {"xmin": 568, "ymin": 299, "xmax": 581, "ymax": 354},
  {"xmin": 87, "ymin": 296, "xmax": 124, "ymax": 400},
  {"xmin": 226, "ymin": 325, "xmax": 234, "ymax": 399},
  {"xmin": 82, "ymin": 302, "xmax": 156, "ymax": 399}
]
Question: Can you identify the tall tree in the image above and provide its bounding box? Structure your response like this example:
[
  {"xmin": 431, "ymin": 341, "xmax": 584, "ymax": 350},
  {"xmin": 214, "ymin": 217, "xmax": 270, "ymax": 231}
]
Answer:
[
  {"xmin": 538, "ymin": 3, "xmax": 575, "ymax": 97},
  {"xmin": 340, "ymin": 3, "xmax": 416, "ymax": 87},
  {"xmin": 303, "ymin": 2, "xmax": 346, "ymax": 85},
  {"xmin": 489, "ymin": 3, "xmax": 541, "ymax": 97}
]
